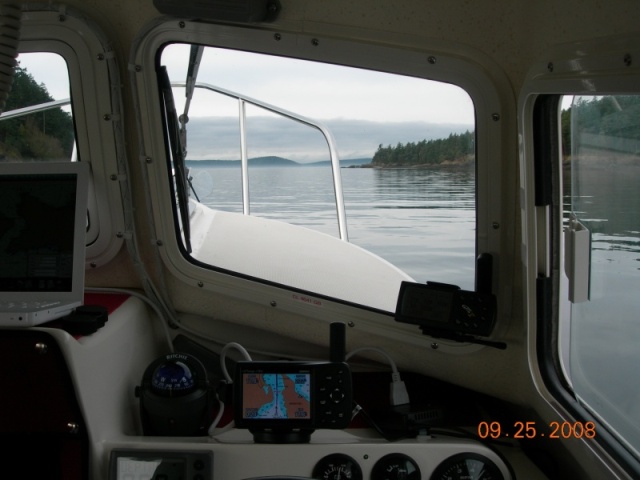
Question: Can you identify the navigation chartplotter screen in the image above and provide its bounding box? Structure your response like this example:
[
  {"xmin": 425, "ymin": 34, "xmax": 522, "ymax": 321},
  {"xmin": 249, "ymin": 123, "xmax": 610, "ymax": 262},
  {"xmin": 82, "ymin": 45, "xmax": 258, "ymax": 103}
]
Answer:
[
  {"xmin": 241, "ymin": 372, "xmax": 311, "ymax": 420},
  {"xmin": 234, "ymin": 361, "xmax": 352, "ymax": 433}
]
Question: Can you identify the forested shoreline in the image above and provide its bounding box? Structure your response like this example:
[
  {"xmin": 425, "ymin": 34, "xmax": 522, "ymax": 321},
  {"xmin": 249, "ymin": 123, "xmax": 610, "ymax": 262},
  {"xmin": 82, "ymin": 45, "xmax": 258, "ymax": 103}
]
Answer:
[
  {"xmin": 370, "ymin": 96, "xmax": 640, "ymax": 167},
  {"xmin": 0, "ymin": 67, "xmax": 74, "ymax": 161},
  {"xmin": 371, "ymin": 130, "xmax": 474, "ymax": 167}
]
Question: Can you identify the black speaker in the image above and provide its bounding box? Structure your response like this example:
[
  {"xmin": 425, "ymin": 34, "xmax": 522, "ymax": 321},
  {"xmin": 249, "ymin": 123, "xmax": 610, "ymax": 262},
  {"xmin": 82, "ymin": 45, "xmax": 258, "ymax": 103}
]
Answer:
[{"xmin": 137, "ymin": 352, "xmax": 212, "ymax": 436}]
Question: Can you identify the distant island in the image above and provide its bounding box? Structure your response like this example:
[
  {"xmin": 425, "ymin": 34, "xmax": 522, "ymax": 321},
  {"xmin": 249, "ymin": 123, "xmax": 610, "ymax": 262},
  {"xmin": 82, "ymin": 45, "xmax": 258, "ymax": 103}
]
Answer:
[
  {"xmin": 185, "ymin": 156, "xmax": 372, "ymax": 168},
  {"xmin": 185, "ymin": 130, "xmax": 477, "ymax": 169}
]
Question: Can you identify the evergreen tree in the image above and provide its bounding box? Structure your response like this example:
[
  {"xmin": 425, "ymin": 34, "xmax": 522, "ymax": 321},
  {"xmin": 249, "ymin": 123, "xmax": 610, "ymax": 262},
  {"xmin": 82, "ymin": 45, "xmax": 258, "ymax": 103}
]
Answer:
[
  {"xmin": 561, "ymin": 95, "xmax": 640, "ymax": 158},
  {"xmin": 0, "ymin": 66, "xmax": 74, "ymax": 160},
  {"xmin": 372, "ymin": 130, "xmax": 475, "ymax": 166}
]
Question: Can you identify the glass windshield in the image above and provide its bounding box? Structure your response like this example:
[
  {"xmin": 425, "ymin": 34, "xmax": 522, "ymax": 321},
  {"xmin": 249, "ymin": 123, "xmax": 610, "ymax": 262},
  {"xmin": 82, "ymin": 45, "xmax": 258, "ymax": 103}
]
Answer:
[{"xmin": 160, "ymin": 43, "xmax": 477, "ymax": 304}]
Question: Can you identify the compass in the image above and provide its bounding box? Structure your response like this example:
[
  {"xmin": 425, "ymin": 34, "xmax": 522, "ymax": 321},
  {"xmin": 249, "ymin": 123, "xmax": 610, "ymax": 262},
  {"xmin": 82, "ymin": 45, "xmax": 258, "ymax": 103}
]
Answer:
[
  {"xmin": 137, "ymin": 352, "xmax": 212, "ymax": 436},
  {"xmin": 150, "ymin": 357, "xmax": 197, "ymax": 396}
]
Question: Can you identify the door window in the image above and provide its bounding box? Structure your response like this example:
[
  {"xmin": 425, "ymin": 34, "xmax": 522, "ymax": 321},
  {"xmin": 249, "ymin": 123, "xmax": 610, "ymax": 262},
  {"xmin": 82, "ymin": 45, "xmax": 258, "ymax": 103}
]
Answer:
[{"xmin": 561, "ymin": 95, "xmax": 640, "ymax": 457}]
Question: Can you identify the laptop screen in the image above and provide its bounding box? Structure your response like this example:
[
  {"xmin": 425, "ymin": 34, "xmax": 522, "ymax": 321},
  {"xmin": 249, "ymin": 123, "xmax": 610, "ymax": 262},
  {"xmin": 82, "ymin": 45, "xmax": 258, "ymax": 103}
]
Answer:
[
  {"xmin": 0, "ymin": 162, "xmax": 89, "ymax": 301},
  {"xmin": 0, "ymin": 173, "xmax": 78, "ymax": 292}
]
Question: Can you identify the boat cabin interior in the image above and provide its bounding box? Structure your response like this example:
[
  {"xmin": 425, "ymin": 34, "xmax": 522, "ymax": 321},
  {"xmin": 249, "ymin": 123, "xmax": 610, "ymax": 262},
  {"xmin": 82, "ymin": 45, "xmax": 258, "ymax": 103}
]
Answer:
[{"xmin": 0, "ymin": 1, "xmax": 639, "ymax": 479}]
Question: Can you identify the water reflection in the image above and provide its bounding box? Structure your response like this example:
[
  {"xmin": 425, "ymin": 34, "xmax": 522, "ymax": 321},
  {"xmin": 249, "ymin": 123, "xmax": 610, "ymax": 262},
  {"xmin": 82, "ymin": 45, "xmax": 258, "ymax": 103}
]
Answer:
[
  {"xmin": 564, "ymin": 163, "xmax": 640, "ymax": 455},
  {"xmin": 192, "ymin": 164, "xmax": 477, "ymax": 289},
  {"xmin": 372, "ymin": 168, "xmax": 475, "ymax": 207},
  {"xmin": 344, "ymin": 167, "xmax": 476, "ymax": 288}
]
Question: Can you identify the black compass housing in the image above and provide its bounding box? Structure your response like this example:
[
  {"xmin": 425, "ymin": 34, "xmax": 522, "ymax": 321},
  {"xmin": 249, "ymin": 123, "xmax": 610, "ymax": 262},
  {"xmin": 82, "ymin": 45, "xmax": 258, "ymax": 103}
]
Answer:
[{"xmin": 137, "ymin": 352, "xmax": 213, "ymax": 436}]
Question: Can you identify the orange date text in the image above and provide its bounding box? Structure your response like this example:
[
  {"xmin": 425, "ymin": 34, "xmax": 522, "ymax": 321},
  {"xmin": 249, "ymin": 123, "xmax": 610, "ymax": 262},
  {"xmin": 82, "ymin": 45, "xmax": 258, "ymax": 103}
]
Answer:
[{"xmin": 477, "ymin": 421, "xmax": 596, "ymax": 440}]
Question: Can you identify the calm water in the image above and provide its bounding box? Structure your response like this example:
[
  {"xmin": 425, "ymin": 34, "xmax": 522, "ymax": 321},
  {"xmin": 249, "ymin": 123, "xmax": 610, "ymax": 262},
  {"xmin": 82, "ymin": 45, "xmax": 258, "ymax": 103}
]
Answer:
[
  {"xmin": 564, "ymin": 165, "xmax": 640, "ymax": 454},
  {"xmin": 189, "ymin": 164, "xmax": 477, "ymax": 290}
]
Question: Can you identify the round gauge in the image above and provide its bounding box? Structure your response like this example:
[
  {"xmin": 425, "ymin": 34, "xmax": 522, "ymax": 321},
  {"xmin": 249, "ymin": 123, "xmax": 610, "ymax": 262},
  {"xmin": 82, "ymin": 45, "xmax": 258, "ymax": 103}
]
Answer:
[
  {"xmin": 430, "ymin": 453, "xmax": 505, "ymax": 480},
  {"xmin": 150, "ymin": 359, "xmax": 197, "ymax": 396},
  {"xmin": 312, "ymin": 453, "xmax": 363, "ymax": 480},
  {"xmin": 371, "ymin": 453, "xmax": 421, "ymax": 480}
]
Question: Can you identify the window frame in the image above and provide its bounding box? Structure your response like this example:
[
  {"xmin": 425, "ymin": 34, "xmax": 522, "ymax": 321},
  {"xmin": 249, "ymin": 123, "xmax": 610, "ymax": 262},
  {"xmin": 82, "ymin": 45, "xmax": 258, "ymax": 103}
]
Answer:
[
  {"xmin": 132, "ymin": 19, "xmax": 510, "ymax": 352},
  {"xmin": 519, "ymin": 36, "xmax": 640, "ymax": 478},
  {"xmin": 15, "ymin": 9, "xmax": 126, "ymax": 268}
]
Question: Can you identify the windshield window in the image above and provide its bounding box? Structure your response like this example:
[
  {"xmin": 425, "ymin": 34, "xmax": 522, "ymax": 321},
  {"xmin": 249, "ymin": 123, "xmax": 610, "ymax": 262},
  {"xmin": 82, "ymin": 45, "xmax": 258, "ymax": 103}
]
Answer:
[{"xmin": 160, "ymin": 44, "xmax": 477, "ymax": 305}]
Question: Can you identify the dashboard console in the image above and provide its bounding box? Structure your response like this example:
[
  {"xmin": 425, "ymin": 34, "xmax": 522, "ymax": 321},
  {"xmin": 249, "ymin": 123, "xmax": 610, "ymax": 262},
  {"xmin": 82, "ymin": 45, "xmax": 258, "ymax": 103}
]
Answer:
[{"xmin": 107, "ymin": 429, "xmax": 528, "ymax": 480}]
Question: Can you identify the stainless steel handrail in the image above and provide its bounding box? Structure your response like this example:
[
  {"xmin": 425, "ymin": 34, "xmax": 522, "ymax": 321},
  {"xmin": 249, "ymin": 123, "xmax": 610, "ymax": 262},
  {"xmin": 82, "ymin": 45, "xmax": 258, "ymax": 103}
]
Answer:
[
  {"xmin": 172, "ymin": 81, "xmax": 349, "ymax": 242},
  {"xmin": 0, "ymin": 97, "xmax": 71, "ymax": 120}
]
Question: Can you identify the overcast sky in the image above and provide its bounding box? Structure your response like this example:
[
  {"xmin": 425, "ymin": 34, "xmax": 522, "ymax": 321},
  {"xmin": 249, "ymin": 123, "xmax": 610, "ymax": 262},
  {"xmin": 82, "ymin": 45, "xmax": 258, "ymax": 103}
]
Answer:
[
  {"xmin": 17, "ymin": 53, "xmax": 69, "ymax": 101},
  {"xmin": 17, "ymin": 46, "xmax": 475, "ymax": 162},
  {"xmin": 162, "ymin": 44, "xmax": 474, "ymax": 123}
]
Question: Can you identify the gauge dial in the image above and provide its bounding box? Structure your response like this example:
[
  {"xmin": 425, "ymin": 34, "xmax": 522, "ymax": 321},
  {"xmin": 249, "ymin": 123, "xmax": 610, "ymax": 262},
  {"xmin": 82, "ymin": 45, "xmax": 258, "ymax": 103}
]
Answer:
[
  {"xmin": 430, "ymin": 453, "xmax": 505, "ymax": 480},
  {"xmin": 312, "ymin": 453, "xmax": 362, "ymax": 480},
  {"xmin": 371, "ymin": 453, "xmax": 421, "ymax": 480}
]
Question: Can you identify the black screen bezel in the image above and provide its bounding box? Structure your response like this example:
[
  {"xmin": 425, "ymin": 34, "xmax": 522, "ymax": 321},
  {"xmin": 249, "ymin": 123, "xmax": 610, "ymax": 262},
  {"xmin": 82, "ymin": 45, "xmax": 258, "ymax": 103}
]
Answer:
[
  {"xmin": 395, "ymin": 281, "xmax": 455, "ymax": 326},
  {"xmin": 234, "ymin": 361, "xmax": 317, "ymax": 430}
]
